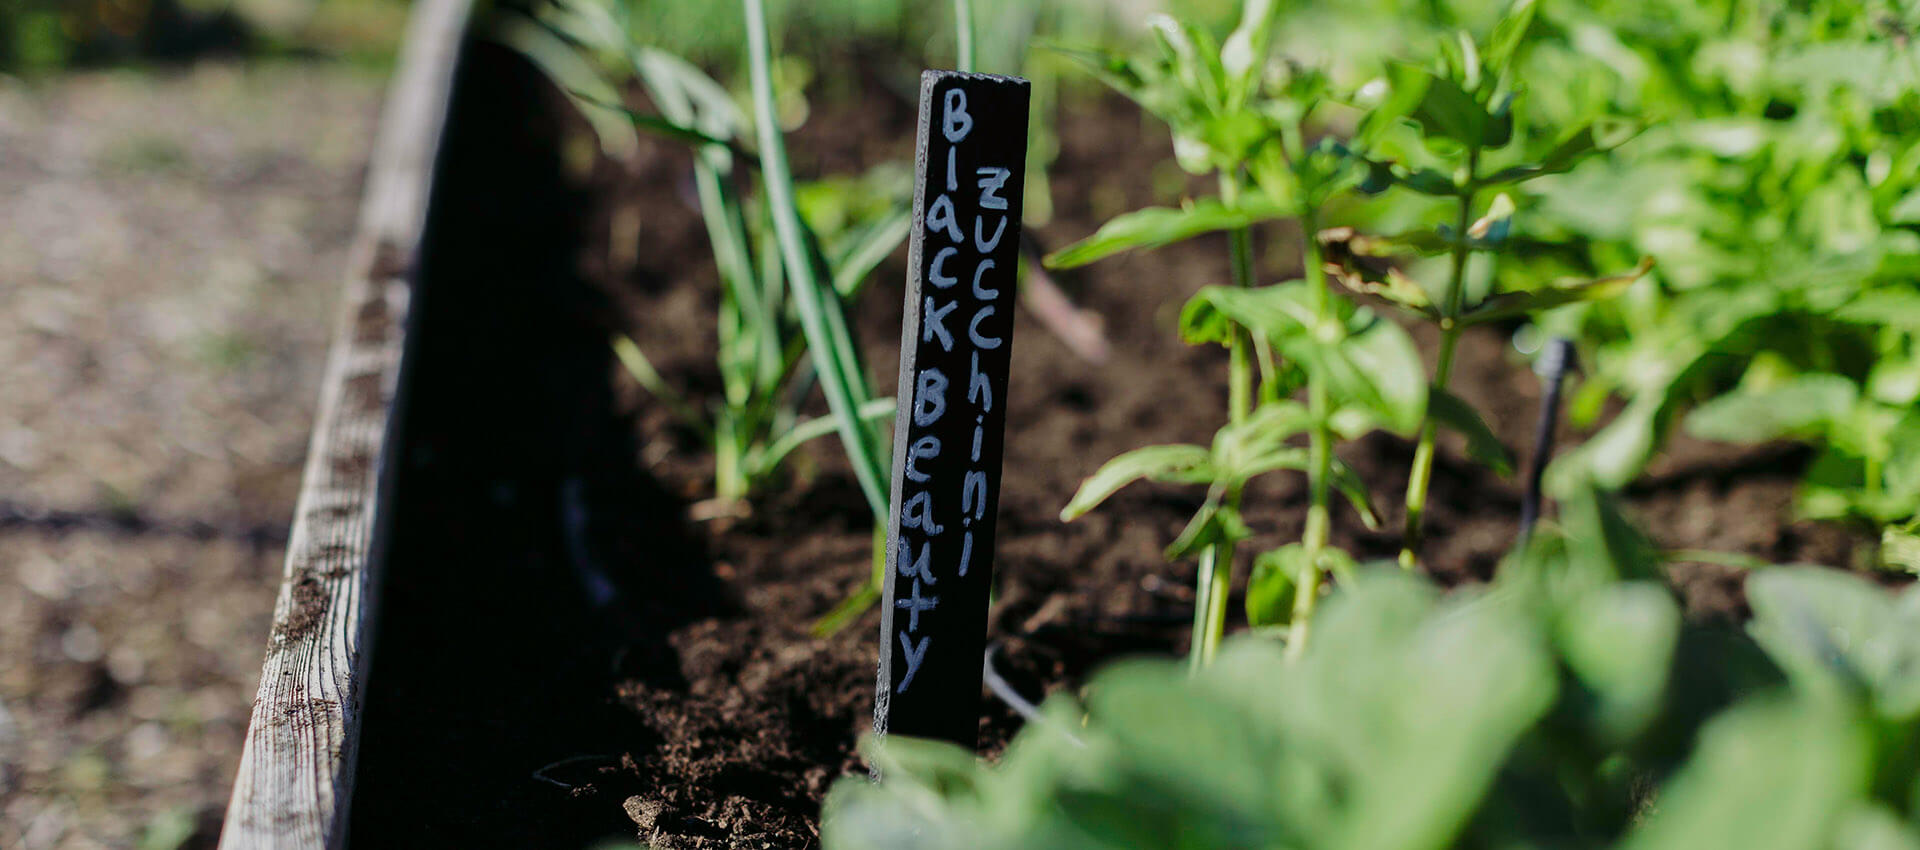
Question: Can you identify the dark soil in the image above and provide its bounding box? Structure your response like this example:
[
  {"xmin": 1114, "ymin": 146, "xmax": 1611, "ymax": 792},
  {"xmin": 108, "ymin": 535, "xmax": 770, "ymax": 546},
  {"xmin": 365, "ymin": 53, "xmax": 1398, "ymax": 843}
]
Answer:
[{"xmin": 348, "ymin": 37, "xmax": 1876, "ymax": 850}]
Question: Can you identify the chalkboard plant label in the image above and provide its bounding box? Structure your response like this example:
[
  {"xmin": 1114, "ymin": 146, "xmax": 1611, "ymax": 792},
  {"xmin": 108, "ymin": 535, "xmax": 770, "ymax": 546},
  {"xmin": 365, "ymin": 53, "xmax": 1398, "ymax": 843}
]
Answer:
[{"xmin": 874, "ymin": 70, "xmax": 1030, "ymax": 749}]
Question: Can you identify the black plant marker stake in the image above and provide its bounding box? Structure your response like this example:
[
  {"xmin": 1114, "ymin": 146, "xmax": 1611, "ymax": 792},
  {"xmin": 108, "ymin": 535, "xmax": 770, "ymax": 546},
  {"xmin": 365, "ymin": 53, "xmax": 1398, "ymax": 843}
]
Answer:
[
  {"xmin": 874, "ymin": 70, "xmax": 1030, "ymax": 750},
  {"xmin": 1520, "ymin": 336, "xmax": 1576, "ymax": 537}
]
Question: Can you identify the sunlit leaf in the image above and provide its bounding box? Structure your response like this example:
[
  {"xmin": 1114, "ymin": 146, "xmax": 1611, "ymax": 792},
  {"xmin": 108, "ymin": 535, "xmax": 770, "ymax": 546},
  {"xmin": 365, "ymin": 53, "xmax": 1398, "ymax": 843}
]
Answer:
[
  {"xmin": 1555, "ymin": 582, "xmax": 1680, "ymax": 742},
  {"xmin": 1166, "ymin": 497, "xmax": 1251, "ymax": 561},
  {"xmin": 1245, "ymin": 544, "xmax": 1302, "ymax": 627},
  {"xmin": 1685, "ymin": 374, "xmax": 1858, "ymax": 444},
  {"xmin": 1061, "ymin": 444, "xmax": 1214, "ymax": 521},
  {"xmin": 1461, "ymin": 257, "xmax": 1653, "ymax": 324},
  {"xmin": 492, "ymin": 14, "xmax": 639, "ymax": 158},
  {"xmin": 1480, "ymin": 119, "xmax": 1643, "ymax": 186},
  {"xmin": 1398, "ymin": 63, "xmax": 1487, "ymax": 148},
  {"xmin": 1619, "ymin": 697, "xmax": 1872, "ymax": 850},
  {"xmin": 1045, "ymin": 198, "xmax": 1289, "ymax": 269},
  {"xmin": 1483, "ymin": 0, "xmax": 1538, "ymax": 77},
  {"xmin": 1428, "ymin": 386, "xmax": 1514, "ymax": 475},
  {"xmin": 1748, "ymin": 567, "xmax": 1920, "ymax": 720}
]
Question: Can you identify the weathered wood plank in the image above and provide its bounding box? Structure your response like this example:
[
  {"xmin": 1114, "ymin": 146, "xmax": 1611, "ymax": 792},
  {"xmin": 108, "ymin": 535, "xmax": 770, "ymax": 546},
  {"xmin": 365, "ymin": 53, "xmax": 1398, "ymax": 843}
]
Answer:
[{"xmin": 218, "ymin": 0, "xmax": 471, "ymax": 846}]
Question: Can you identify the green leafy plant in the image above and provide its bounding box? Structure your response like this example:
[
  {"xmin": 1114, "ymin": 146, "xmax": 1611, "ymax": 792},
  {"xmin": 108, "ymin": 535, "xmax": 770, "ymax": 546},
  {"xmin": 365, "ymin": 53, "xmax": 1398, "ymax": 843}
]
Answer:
[
  {"xmin": 500, "ymin": 0, "xmax": 913, "ymax": 632},
  {"xmin": 1046, "ymin": 1, "xmax": 1429, "ymax": 665},
  {"xmin": 1685, "ymin": 360, "xmax": 1920, "ymax": 531},
  {"xmin": 823, "ymin": 487, "xmax": 1920, "ymax": 850},
  {"xmin": 1216, "ymin": 0, "xmax": 1920, "ymax": 555},
  {"xmin": 1436, "ymin": 0, "xmax": 1920, "ymax": 547},
  {"xmin": 504, "ymin": 0, "xmax": 903, "ymax": 518},
  {"xmin": 1045, "ymin": 0, "xmax": 1657, "ymax": 661},
  {"xmin": 1315, "ymin": 0, "xmax": 1651, "ymax": 568}
]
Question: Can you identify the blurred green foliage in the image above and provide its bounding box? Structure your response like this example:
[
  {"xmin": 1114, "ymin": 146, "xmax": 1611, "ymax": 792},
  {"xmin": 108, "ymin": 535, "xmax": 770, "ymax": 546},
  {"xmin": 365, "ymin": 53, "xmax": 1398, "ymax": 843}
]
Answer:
[
  {"xmin": 0, "ymin": 0, "xmax": 410, "ymax": 71},
  {"xmin": 1234, "ymin": 0, "xmax": 1920, "ymax": 539},
  {"xmin": 825, "ymin": 487, "xmax": 1920, "ymax": 849}
]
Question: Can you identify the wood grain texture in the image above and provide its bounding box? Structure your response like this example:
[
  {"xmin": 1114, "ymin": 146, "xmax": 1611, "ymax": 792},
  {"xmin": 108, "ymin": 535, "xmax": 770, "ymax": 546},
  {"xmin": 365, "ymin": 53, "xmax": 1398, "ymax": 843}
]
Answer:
[{"xmin": 217, "ymin": 0, "xmax": 471, "ymax": 846}]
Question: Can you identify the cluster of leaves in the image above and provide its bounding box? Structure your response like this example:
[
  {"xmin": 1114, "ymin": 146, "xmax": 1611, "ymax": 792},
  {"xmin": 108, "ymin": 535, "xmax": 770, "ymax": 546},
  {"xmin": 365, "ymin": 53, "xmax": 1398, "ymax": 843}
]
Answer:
[
  {"xmin": 502, "ymin": 0, "xmax": 904, "ymax": 518},
  {"xmin": 1505, "ymin": 0, "xmax": 1920, "ymax": 548},
  {"xmin": 1278, "ymin": 0, "xmax": 1920, "ymax": 548},
  {"xmin": 1046, "ymin": 0, "xmax": 1647, "ymax": 659},
  {"xmin": 1047, "ymin": 0, "xmax": 1429, "ymax": 664},
  {"xmin": 823, "ymin": 487, "xmax": 1920, "ymax": 849}
]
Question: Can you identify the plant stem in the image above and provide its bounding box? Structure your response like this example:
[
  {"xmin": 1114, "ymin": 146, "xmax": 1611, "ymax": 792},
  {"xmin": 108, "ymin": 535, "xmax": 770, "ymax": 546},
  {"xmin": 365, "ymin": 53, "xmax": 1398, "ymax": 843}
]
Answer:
[
  {"xmin": 1223, "ymin": 176, "xmax": 1256, "ymax": 423},
  {"xmin": 1399, "ymin": 170, "xmax": 1478, "ymax": 570},
  {"xmin": 743, "ymin": 0, "xmax": 889, "ymax": 518},
  {"xmin": 1189, "ymin": 538, "xmax": 1229, "ymax": 672},
  {"xmin": 953, "ymin": 0, "xmax": 975, "ymax": 73},
  {"xmin": 1288, "ymin": 209, "xmax": 1334, "ymax": 661},
  {"xmin": 1188, "ymin": 178, "xmax": 1259, "ymax": 672}
]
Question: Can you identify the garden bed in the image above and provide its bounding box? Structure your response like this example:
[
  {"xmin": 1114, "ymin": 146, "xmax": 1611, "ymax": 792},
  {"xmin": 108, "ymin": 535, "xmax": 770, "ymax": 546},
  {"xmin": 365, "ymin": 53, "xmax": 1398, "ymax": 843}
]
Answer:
[{"xmin": 320, "ymin": 28, "xmax": 1877, "ymax": 850}]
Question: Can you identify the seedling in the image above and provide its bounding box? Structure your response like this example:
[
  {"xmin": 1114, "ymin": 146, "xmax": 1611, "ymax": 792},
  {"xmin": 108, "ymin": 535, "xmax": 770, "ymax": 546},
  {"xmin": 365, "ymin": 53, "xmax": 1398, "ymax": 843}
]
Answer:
[
  {"xmin": 1313, "ymin": 0, "xmax": 1649, "ymax": 568},
  {"xmin": 1048, "ymin": 1, "xmax": 1427, "ymax": 665},
  {"xmin": 501, "ymin": 0, "xmax": 906, "ymax": 523}
]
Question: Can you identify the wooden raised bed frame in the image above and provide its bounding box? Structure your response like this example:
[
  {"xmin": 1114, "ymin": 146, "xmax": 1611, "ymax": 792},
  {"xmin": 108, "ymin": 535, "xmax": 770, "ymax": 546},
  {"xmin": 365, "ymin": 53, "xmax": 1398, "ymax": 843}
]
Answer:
[{"xmin": 219, "ymin": 0, "xmax": 471, "ymax": 845}]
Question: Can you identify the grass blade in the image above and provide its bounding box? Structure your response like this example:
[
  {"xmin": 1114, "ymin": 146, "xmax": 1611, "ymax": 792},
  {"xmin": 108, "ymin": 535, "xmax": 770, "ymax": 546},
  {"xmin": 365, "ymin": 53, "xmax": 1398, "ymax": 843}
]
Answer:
[{"xmin": 744, "ymin": 0, "xmax": 890, "ymax": 518}]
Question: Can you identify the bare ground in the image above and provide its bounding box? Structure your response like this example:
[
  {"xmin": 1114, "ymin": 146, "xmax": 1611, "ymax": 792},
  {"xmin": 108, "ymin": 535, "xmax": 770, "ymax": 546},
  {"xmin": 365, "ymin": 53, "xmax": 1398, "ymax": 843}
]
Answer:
[{"xmin": 0, "ymin": 61, "xmax": 381, "ymax": 850}]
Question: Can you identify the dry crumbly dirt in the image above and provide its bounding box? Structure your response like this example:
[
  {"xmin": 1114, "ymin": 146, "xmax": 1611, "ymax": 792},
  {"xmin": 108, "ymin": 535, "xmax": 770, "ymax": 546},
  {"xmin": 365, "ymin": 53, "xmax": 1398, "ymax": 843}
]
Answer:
[{"xmin": 0, "ymin": 61, "xmax": 382, "ymax": 849}]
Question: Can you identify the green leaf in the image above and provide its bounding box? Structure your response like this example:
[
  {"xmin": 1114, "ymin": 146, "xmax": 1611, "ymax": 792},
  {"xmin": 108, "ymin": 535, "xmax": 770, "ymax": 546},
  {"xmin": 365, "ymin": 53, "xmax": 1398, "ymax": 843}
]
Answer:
[
  {"xmin": 1183, "ymin": 285, "xmax": 1427, "ymax": 435},
  {"xmin": 1834, "ymin": 288, "xmax": 1920, "ymax": 333},
  {"xmin": 1684, "ymin": 374, "xmax": 1858, "ymax": 444},
  {"xmin": 1748, "ymin": 567, "xmax": 1920, "ymax": 721},
  {"xmin": 1353, "ymin": 70, "xmax": 1428, "ymax": 149},
  {"xmin": 1328, "ymin": 314, "xmax": 1429, "ymax": 436},
  {"xmin": 1428, "ymin": 386, "xmax": 1514, "ymax": 475},
  {"xmin": 1558, "ymin": 481, "xmax": 1665, "ymax": 583},
  {"xmin": 1561, "ymin": 392, "xmax": 1661, "ymax": 490},
  {"xmin": 1246, "ymin": 544, "xmax": 1361, "ymax": 627},
  {"xmin": 1061, "ymin": 444, "xmax": 1213, "ymax": 521},
  {"xmin": 1166, "ymin": 498, "xmax": 1251, "ymax": 561},
  {"xmin": 1483, "ymin": 0, "xmax": 1538, "ymax": 77},
  {"xmin": 492, "ymin": 14, "xmax": 638, "ymax": 158},
  {"xmin": 1044, "ymin": 198, "xmax": 1289, "ymax": 269},
  {"xmin": 1461, "ymin": 257, "xmax": 1652, "ymax": 325},
  {"xmin": 1331, "ymin": 458, "xmax": 1383, "ymax": 529},
  {"xmin": 1245, "ymin": 545, "xmax": 1302, "ymax": 627},
  {"xmin": 1834, "ymin": 804, "xmax": 1920, "ymax": 850},
  {"xmin": 1148, "ymin": 14, "xmax": 1226, "ymax": 113},
  {"xmin": 744, "ymin": 0, "xmax": 889, "ymax": 518},
  {"xmin": 755, "ymin": 398, "xmax": 896, "ymax": 476},
  {"xmin": 1480, "ymin": 119, "xmax": 1642, "ymax": 186},
  {"xmin": 1210, "ymin": 400, "xmax": 1314, "ymax": 475},
  {"xmin": 1179, "ymin": 281, "xmax": 1320, "ymax": 347},
  {"xmin": 1556, "ymin": 583, "xmax": 1681, "ymax": 742},
  {"xmin": 1619, "ymin": 697, "xmax": 1872, "ymax": 850},
  {"xmin": 1396, "ymin": 167, "xmax": 1463, "ymax": 196},
  {"xmin": 1465, "ymin": 192, "xmax": 1515, "ymax": 248},
  {"xmin": 859, "ymin": 733, "xmax": 983, "ymax": 797},
  {"xmin": 632, "ymin": 47, "xmax": 744, "ymax": 140},
  {"xmin": 1401, "ymin": 64, "xmax": 1487, "ymax": 148},
  {"xmin": 568, "ymin": 92, "xmax": 740, "ymax": 151},
  {"xmin": 1219, "ymin": 0, "xmax": 1280, "ymax": 106},
  {"xmin": 1885, "ymin": 521, "xmax": 1920, "ymax": 575},
  {"xmin": 1308, "ymin": 583, "xmax": 1559, "ymax": 849},
  {"xmin": 612, "ymin": 335, "xmax": 704, "ymax": 430},
  {"xmin": 830, "ymin": 207, "xmax": 910, "ymax": 297},
  {"xmin": 1481, "ymin": 92, "xmax": 1515, "ymax": 149}
]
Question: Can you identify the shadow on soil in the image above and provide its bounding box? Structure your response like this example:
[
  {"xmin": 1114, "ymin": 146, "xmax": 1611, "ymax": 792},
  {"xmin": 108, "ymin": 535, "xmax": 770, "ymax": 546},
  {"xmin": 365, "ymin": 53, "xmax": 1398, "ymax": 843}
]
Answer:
[{"xmin": 347, "ymin": 41, "xmax": 728, "ymax": 849}]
